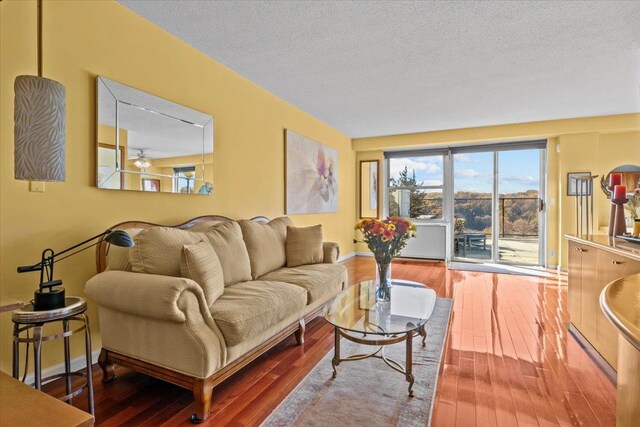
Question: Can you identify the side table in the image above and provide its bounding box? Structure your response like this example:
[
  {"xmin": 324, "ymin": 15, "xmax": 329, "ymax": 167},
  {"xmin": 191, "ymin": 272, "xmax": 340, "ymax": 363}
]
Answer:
[{"xmin": 12, "ymin": 296, "xmax": 94, "ymax": 416}]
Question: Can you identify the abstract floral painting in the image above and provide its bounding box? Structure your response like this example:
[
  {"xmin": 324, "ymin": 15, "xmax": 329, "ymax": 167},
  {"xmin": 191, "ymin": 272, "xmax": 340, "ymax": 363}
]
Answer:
[{"xmin": 286, "ymin": 129, "xmax": 338, "ymax": 214}]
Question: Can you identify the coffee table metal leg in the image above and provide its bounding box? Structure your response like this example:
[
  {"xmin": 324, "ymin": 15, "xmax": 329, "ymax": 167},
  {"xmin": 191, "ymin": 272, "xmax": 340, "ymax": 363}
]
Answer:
[
  {"xmin": 406, "ymin": 331, "xmax": 414, "ymax": 397},
  {"xmin": 332, "ymin": 327, "xmax": 341, "ymax": 378},
  {"xmin": 332, "ymin": 327, "xmax": 340, "ymax": 378},
  {"xmin": 419, "ymin": 324, "xmax": 427, "ymax": 347}
]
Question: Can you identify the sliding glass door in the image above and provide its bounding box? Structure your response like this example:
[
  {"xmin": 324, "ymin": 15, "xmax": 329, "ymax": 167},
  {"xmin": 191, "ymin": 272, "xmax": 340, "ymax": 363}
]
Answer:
[
  {"xmin": 452, "ymin": 152, "xmax": 494, "ymax": 261},
  {"xmin": 497, "ymin": 149, "xmax": 544, "ymax": 264},
  {"xmin": 452, "ymin": 145, "xmax": 546, "ymax": 266}
]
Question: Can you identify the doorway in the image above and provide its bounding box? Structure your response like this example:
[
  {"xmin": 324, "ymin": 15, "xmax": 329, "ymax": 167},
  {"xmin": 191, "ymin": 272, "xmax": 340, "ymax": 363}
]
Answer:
[{"xmin": 451, "ymin": 146, "xmax": 546, "ymax": 266}]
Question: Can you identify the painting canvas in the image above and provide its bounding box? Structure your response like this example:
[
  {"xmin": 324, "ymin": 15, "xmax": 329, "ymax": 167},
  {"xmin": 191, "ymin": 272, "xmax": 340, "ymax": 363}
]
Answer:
[{"xmin": 286, "ymin": 129, "xmax": 338, "ymax": 214}]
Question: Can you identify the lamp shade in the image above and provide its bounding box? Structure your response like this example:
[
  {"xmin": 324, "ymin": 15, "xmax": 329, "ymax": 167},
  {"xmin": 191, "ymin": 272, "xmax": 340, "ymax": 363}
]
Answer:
[{"xmin": 14, "ymin": 75, "xmax": 66, "ymax": 181}]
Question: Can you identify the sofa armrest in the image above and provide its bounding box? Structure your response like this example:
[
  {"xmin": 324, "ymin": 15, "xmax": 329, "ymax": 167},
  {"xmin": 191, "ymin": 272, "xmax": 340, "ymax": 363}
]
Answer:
[
  {"xmin": 323, "ymin": 242, "xmax": 340, "ymax": 264},
  {"xmin": 86, "ymin": 270, "xmax": 228, "ymax": 377},
  {"xmin": 85, "ymin": 271, "xmax": 209, "ymax": 323}
]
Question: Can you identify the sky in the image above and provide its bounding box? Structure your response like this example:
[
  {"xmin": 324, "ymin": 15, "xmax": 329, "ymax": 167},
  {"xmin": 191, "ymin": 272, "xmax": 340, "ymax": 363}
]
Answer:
[{"xmin": 389, "ymin": 149, "xmax": 541, "ymax": 194}]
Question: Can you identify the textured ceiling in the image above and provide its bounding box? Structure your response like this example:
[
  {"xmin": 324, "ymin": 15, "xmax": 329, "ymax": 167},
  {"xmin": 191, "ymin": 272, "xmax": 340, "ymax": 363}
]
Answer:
[{"xmin": 119, "ymin": 1, "xmax": 640, "ymax": 138}]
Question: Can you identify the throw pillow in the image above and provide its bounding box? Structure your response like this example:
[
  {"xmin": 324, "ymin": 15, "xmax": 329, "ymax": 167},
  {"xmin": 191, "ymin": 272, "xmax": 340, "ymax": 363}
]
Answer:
[
  {"xmin": 203, "ymin": 221, "xmax": 252, "ymax": 286},
  {"xmin": 180, "ymin": 241, "xmax": 225, "ymax": 307},
  {"xmin": 129, "ymin": 227, "xmax": 203, "ymax": 276},
  {"xmin": 286, "ymin": 225, "xmax": 324, "ymax": 268},
  {"xmin": 238, "ymin": 217, "xmax": 294, "ymax": 279}
]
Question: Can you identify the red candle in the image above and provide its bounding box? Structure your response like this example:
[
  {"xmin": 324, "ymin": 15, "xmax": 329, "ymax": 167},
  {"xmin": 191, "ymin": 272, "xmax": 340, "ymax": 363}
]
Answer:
[
  {"xmin": 613, "ymin": 184, "xmax": 627, "ymax": 201},
  {"xmin": 609, "ymin": 173, "xmax": 622, "ymax": 188}
]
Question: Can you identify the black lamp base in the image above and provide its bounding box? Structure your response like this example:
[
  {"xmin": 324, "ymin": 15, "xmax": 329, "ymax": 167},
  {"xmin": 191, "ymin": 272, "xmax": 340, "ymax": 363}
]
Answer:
[{"xmin": 33, "ymin": 288, "xmax": 65, "ymax": 311}]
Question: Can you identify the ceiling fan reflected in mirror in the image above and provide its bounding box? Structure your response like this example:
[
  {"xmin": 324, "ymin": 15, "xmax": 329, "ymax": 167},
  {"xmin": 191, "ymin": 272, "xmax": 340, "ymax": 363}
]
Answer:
[{"xmin": 133, "ymin": 150, "xmax": 151, "ymax": 169}]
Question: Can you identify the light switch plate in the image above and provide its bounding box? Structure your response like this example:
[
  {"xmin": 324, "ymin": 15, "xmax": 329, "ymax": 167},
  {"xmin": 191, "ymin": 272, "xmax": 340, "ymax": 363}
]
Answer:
[{"xmin": 30, "ymin": 181, "xmax": 45, "ymax": 192}]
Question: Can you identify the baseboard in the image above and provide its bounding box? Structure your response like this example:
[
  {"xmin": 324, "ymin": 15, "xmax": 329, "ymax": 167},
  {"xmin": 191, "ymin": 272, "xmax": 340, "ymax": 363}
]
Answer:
[
  {"xmin": 355, "ymin": 252, "xmax": 374, "ymax": 257},
  {"xmin": 568, "ymin": 324, "xmax": 616, "ymax": 384},
  {"xmin": 354, "ymin": 252, "xmax": 444, "ymax": 262},
  {"xmin": 19, "ymin": 349, "xmax": 101, "ymax": 386},
  {"xmin": 338, "ymin": 252, "xmax": 357, "ymax": 262}
]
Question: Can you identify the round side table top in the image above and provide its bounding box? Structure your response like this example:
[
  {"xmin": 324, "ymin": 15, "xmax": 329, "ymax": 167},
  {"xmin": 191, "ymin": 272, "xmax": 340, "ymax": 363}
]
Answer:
[{"xmin": 12, "ymin": 296, "xmax": 87, "ymax": 324}]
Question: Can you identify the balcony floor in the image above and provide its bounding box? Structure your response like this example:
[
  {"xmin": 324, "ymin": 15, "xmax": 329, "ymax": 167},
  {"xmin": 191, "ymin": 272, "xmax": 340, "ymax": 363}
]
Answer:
[{"xmin": 454, "ymin": 237, "xmax": 539, "ymax": 265}]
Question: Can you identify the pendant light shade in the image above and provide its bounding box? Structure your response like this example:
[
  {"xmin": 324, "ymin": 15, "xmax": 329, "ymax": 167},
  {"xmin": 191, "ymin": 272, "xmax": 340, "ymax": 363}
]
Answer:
[{"xmin": 14, "ymin": 75, "xmax": 66, "ymax": 181}]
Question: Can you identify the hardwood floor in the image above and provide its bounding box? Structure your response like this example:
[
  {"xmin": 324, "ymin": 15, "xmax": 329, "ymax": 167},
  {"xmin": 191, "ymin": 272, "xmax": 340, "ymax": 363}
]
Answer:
[{"xmin": 43, "ymin": 257, "xmax": 616, "ymax": 426}]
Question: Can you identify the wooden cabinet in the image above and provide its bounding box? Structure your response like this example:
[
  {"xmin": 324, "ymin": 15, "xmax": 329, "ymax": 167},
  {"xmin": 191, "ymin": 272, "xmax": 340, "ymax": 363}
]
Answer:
[{"xmin": 567, "ymin": 238, "xmax": 640, "ymax": 371}]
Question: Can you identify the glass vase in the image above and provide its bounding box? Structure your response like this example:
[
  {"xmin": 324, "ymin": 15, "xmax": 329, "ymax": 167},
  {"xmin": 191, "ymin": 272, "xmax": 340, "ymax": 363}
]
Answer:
[{"xmin": 375, "ymin": 260, "xmax": 392, "ymax": 302}]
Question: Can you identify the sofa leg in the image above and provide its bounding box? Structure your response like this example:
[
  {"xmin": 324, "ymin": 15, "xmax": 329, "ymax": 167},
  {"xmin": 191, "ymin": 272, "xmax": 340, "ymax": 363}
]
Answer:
[
  {"xmin": 191, "ymin": 377, "xmax": 213, "ymax": 424},
  {"xmin": 295, "ymin": 319, "xmax": 306, "ymax": 345},
  {"xmin": 98, "ymin": 349, "xmax": 116, "ymax": 383}
]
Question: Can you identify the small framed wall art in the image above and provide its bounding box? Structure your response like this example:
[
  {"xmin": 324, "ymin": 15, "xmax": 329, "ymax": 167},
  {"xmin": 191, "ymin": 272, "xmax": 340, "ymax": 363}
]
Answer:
[{"xmin": 567, "ymin": 172, "xmax": 592, "ymax": 196}]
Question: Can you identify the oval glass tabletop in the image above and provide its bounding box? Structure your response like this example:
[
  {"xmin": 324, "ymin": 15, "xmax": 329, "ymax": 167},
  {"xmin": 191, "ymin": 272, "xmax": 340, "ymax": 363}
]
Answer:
[{"xmin": 323, "ymin": 280, "xmax": 436, "ymax": 336}]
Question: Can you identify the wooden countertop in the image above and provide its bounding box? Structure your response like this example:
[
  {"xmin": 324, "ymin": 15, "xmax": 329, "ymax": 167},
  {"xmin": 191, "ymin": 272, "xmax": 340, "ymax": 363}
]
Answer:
[
  {"xmin": 565, "ymin": 234, "xmax": 640, "ymax": 262},
  {"xmin": 0, "ymin": 371, "xmax": 94, "ymax": 426},
  {"xmin": 600, "ymin": 273, "xmax": 640, "ymax": 352}
]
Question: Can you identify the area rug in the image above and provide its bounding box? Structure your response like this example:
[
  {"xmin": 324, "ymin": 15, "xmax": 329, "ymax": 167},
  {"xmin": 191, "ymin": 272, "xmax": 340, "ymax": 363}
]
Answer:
[
  {"xmin": 448, "ymin": 261, "xmax": 555, "ymax": 278},
  {"xmin": 261, "ymin": 298, "xmax": 452, "ymax": 427}
]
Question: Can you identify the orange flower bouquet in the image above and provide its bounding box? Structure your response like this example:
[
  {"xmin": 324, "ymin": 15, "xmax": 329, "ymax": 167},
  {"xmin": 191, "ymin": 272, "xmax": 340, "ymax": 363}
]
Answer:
[{"xmin": 355, "ymin": 217, "xmax": 416, "ymax": 301}]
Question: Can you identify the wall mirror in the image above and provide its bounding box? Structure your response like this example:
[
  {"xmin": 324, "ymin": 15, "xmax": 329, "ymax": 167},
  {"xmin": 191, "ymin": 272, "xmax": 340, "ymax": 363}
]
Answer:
[
  {"xmin": 96, "ymin": 76, "xmax": 214, "ymax": 194},
  {"xmin": 359, "ymin": 160, "xmax": 380, "ymax": 218}
]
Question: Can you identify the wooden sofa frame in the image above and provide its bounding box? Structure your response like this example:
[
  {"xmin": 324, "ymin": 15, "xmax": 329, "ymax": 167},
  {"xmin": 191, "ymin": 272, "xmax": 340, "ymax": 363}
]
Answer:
[{"xmin": 94, "ymin": 215, "xmax": 332, "ymax": 423}]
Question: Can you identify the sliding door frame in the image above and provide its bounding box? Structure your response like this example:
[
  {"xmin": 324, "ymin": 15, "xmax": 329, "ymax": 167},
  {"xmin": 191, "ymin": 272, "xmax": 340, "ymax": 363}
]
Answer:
[{"xmin": 384, "ymin": 140, "xmax": 548, "ymax": 267}]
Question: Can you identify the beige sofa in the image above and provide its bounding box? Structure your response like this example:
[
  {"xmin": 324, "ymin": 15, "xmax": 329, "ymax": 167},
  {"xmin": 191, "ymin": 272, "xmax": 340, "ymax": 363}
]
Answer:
[{"xmin": 85, "ymin": 215, "xmax": 346, "ymax": 423}]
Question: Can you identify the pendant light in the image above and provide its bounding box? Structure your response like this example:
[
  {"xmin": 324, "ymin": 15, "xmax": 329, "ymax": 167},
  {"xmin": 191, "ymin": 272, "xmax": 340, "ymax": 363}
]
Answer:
[{"xmin": 14, "ymin": 0, "xmax": 66, "ymax": 182}]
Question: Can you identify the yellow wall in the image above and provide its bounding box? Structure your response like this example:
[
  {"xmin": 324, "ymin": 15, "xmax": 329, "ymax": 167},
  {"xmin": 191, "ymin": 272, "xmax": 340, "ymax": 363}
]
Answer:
[
  {"xmin": 0, "ymin": 0, "xmax": 355, "ymax": 374},
  {"xmin": 556, "ymin": 131, "xmax": 640, "ymax": 266},
  {"xmin": 353, "ymin": 116, "xmax": 640, "ymax": 268}
]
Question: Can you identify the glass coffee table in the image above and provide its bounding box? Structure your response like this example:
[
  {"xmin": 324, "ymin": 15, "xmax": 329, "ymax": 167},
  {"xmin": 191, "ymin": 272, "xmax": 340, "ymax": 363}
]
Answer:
[{"xmin": 323, "ymin": 279, "xmax": 436, "ymax": 396}]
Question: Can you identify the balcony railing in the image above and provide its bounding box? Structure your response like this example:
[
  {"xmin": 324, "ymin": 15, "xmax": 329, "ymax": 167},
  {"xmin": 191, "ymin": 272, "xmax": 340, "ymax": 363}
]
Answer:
[{"xmin": 454, "ymin": 197, "xmax": 539, "ymax": 238}]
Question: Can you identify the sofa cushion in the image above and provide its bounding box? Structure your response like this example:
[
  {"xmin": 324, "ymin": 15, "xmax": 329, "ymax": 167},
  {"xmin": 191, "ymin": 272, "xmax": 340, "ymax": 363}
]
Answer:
[
  {"xmin": 238, "ymin": 217, "xmax": 293, "ymax": 279},
  {"xmin": 129, "ymin": 227, "xmax": 203, "ymax": 277},
  {"xmin": 180, "ymin": 241, "xmax": 225, "ymax": 307},
  {"xmin": 203, "ymin": 221, "xmax": 252, "ymax": 286},
  {"xmin": 210, "ymin": 280, "xmax": 307, "ymax": 346},
  {"xmin": 258, "ymin": 263, "xmax": 346, "ymax": 305},
  {"xmin": 105, "ymin": 227, "xmax": 144, "ymax": 271},
  {"xmin": 286, "ymin": 225, "xmax": 324, "ymax": 268}
]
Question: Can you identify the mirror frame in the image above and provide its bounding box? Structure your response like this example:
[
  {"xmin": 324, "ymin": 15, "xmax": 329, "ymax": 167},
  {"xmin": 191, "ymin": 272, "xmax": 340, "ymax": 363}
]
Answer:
[
  {"xmin": 359, "ymin": 160, "xmax": 380, "ymax": 219},
  {"xmin": 96, "ymin": 76, "xmax": 214, "ymax": 195}
]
